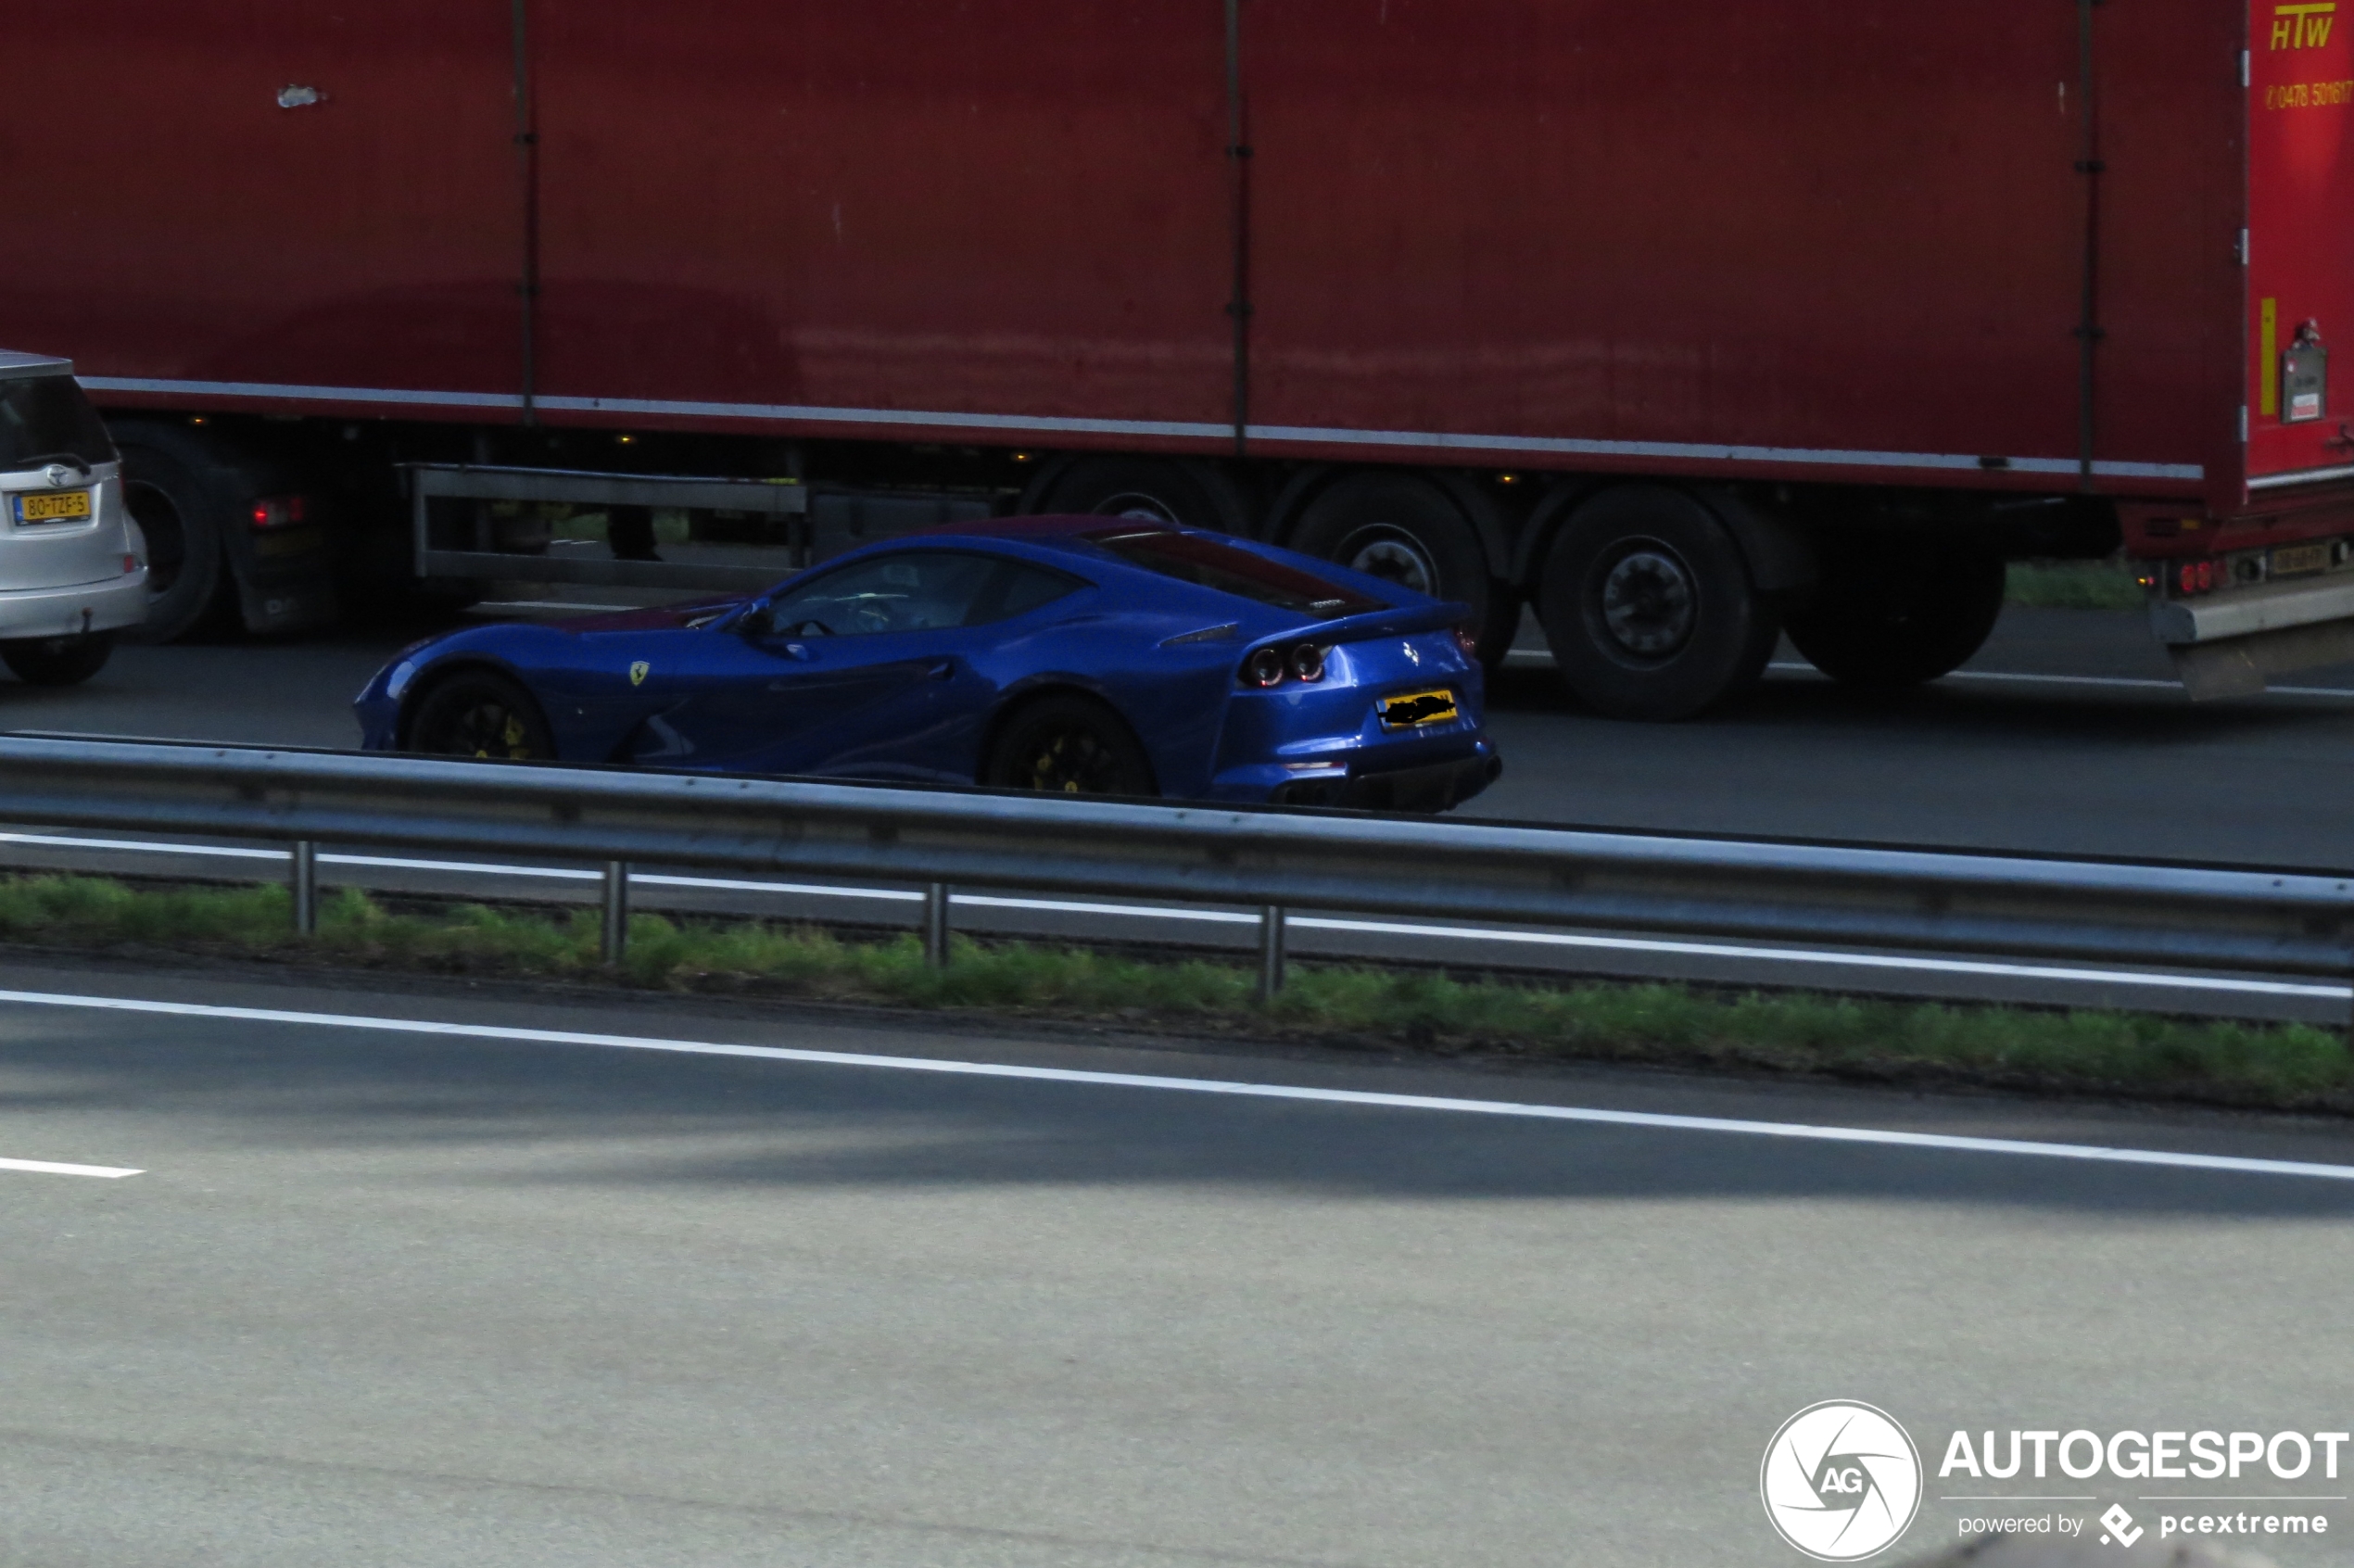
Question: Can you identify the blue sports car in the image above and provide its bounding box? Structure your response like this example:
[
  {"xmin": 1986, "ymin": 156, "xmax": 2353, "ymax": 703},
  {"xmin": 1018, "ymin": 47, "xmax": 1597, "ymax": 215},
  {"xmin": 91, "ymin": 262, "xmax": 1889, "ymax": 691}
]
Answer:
[{"xmin": 355, "ymin": 517, "xmax": 1500, "ymax": 811}]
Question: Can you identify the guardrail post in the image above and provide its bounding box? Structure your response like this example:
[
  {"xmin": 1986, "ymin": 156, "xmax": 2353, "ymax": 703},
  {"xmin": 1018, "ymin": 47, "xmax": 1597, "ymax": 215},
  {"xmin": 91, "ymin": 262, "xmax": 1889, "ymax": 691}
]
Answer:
[
  {"xmin": 601, "ymin": 860, "xmax": 629, "ymax": 965},
  {"xmin": 923, "ymin": 882, "xmax": 950, "ymax": 967},
  {"xmin": 1258, "ymin": 904, "xmax": 1285, "ymax": 1001},
  {"xmin": 289, "ymin": 841, "xmax": 317, "ymax": 936}
]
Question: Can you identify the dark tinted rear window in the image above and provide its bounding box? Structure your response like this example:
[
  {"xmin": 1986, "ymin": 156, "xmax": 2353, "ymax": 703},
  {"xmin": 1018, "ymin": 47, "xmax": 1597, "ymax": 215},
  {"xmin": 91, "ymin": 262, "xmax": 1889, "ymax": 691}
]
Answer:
[
  {"xmin": 0, "ymin": 376, "xmax": 116, "ymax": 470},
  {"xmin": 1082, "ymin": 528, "xmax": 1382, "ymax": 618}
]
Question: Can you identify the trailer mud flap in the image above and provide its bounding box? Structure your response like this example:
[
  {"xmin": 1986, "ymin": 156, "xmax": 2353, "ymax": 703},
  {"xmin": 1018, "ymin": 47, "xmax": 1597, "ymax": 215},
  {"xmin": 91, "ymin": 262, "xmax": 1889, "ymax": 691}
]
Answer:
[{"xmin": 2170, "ymin": 616, "xmax": 2354, "ymax": 699}]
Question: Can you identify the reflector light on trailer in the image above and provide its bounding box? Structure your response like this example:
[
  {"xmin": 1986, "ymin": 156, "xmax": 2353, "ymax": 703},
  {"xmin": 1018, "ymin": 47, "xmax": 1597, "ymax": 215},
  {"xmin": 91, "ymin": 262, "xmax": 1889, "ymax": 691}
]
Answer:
[{"xmin": 249, "ymin": 496, "xmax": 308, "ymax": 530}]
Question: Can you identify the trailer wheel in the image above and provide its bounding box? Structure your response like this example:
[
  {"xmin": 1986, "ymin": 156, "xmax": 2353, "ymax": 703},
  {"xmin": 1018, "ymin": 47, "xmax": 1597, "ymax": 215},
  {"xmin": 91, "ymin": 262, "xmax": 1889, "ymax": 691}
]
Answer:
[
  {"xmin": 111, "ymin": 425, "xmax": 237, "ymax": 643},
  {"xmin": 1537, "ymin": 486, "xmax": 1778, "ymax": 720},
  {"xmin": 1027, "ymin": 455, "xmax": 1248, "ymax": 535},
  {"xmin": 1289, "ymin": 472, "xmax": 1517, "ymax": 665},
  {"xmin": 1784, "ymin": 541, "xmax": 2006, "ymax": 690}
]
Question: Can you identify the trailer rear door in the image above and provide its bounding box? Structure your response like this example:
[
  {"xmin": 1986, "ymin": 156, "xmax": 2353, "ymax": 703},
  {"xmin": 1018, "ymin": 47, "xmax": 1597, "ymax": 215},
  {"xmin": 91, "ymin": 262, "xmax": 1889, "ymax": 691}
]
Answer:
[{"xmin": 2246, "ymin": 0, "xmax": 2354, "ymax": 488}]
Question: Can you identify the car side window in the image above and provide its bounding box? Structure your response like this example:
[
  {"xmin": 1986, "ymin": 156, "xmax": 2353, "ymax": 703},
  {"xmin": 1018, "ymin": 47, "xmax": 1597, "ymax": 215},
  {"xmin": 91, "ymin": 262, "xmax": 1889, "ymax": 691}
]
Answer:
[
  {"xmin": 964, "ymin": 561, "xmax": 1085, "ymax": 626},
  {"xmin": 758, "ymin": 551, "xmax": 999, "ymax": 637}
]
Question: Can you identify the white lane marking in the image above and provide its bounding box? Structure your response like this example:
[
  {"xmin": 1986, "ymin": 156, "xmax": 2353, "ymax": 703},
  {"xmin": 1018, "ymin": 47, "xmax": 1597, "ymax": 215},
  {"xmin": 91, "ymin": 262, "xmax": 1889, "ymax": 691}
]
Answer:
[
  {"xmin": 473, "ymin": 601, "xmax": 638, "ymax": 613},
  {"xmin": 0, "ymin": 986, "xmax": 2344, "ymax": 1183},
  {"xmin": 1281, "ymin": 915, "xmax": 2350, "ymax": 999},
  {"xmin": 0, "ymin": 1156, "xmax": 142, "ymax": 1179},
  {"xmin": 1, "ymin": 833, "xmax": 2342, "ymax": 999},
  {"xmin": 1509, "ymin": 649, "xmax": 2354, "ymax": 700},
  {"xmin": 1773, "ymin": 662, "xmax": 2354, "ymax": 699}
]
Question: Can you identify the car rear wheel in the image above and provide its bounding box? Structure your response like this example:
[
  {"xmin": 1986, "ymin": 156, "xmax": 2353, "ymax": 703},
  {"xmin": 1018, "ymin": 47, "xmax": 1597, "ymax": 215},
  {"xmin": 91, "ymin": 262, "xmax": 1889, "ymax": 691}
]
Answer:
[
  {"xmin": 406, "ymin": 670, "xmax": 556, "ymax": 761},
  {"xmin": 0, "ymin": 632, "xmax": 113, "ymax": 687},
  {"xmin": 983, "ymin": 694, "xmax": 1158, "ymax": 797}
]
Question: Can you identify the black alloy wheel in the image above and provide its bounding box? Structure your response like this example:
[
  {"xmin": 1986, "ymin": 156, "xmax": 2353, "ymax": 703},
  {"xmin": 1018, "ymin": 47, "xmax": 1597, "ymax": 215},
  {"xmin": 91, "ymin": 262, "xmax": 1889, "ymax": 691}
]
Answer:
[
  {"xmin": 406, "ymin": 672, "xmax": 556, "ymax": 761},
  {"xmin": 983, "ymin": 694, "xmax": 1157, "ymax": 797}
]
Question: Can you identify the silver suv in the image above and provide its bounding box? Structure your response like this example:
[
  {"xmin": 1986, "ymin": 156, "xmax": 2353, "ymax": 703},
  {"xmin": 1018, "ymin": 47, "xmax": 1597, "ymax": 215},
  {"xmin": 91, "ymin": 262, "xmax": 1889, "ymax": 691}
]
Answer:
[{"xmin": 0, "ymin": 351, "xmax": 146, "ymax": 684}]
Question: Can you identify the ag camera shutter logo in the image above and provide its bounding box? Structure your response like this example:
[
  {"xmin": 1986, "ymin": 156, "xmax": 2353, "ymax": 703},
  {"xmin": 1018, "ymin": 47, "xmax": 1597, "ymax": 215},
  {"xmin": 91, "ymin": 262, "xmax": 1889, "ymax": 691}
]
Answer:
[{"xmin": 1761, "ymin": 1400, "xmax": 1923, "ymax": 1561}]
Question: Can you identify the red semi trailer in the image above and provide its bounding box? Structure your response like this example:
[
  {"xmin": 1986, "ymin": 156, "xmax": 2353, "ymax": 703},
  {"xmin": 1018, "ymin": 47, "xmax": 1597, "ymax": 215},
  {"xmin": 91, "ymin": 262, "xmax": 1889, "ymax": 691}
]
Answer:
[{"xmin": 9, "ymin": 1, "xmax": 2353, "ymax": 717}]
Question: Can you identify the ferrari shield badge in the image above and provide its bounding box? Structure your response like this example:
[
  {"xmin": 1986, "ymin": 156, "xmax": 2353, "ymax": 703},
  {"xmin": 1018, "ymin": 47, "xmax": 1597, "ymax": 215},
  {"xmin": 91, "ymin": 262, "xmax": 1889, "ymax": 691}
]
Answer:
[{"xmin": 628, "ymin": 660, "xmax": 650, "ymax": 686}]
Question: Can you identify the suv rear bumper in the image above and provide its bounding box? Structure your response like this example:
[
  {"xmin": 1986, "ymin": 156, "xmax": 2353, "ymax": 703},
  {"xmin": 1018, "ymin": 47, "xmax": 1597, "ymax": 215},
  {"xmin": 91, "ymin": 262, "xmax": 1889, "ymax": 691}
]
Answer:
[{"xmin": 0, "ymin": 568, "xmax": 146, "ymax": 639}]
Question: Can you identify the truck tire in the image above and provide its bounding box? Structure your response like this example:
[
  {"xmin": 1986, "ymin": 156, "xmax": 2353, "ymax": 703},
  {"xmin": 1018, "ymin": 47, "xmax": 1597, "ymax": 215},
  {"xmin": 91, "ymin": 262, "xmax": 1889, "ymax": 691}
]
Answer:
[
  {"xmin": 1784, "ymin": 541, "xmax": 2006, "ymax": 690},
  {"xmin": 1536, "ymin": 485, "xmax": 1778, "ymax": 720},
  {"xmin": 1027, "ymin": 455, "xmax": 1248, "ymax": 535},
  {"xmin": 1288, "ymin": 472, "xmax": 1517, "ymax": 665},
  {"xmin": 111, "ymin": 425, "xmax": 236, "ymax": 643}
]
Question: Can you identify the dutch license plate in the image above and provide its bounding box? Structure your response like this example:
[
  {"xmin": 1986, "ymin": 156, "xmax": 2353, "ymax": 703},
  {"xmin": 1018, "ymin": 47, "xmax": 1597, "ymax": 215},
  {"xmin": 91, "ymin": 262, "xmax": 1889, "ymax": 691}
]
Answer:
[
  {"xmin": 2270, "ymin": 542, "xmax": 2331, "ymax": 578},
  {"xmin": 1377, "ymin": 688, "xmax": 1459, "ymax": 728},
  {"xmin": 12, "ymin": 489, "xmax": 91, "ymax": 525}
]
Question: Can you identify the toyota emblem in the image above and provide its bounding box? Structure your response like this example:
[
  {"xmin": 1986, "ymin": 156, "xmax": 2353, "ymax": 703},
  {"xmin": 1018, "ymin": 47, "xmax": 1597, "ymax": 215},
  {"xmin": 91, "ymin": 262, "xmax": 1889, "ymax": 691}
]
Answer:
[{"xmin": 42, "ymin": 463, "xmax": 72, "ymax": 488}]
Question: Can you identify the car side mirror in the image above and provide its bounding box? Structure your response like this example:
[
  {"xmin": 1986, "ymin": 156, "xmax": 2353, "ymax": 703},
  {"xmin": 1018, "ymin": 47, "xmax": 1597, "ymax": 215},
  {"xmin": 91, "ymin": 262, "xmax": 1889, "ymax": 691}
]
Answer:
[{"xmin": 735, "ymin": 603, "xmax": 777, "ymax": 639}]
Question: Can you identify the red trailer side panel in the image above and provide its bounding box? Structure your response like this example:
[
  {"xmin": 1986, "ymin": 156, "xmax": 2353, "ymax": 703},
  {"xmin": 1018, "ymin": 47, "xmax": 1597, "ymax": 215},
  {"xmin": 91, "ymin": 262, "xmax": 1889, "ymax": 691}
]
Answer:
[
  {"xmin": 1243, "ymin": 0, "xmax": 2217, "ymax": 493},
  {"xmin": 529, "ymin": 2, "xmax": 1232, "ymax": 443},
  {"xmin": 6, "ymin": 5, "xmax": 523, "ymax": 414}
]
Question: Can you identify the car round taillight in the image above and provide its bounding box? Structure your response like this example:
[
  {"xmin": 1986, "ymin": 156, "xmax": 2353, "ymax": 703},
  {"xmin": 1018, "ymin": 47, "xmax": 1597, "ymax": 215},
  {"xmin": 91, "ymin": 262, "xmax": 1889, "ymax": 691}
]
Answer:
[
  {"xmin": 1290, "ymin": 643, "xmax": 1326, "ymax": 682},
  {"xmin": 1246, "ymin": 647, "xmax": 1287, "ymax": 687}
]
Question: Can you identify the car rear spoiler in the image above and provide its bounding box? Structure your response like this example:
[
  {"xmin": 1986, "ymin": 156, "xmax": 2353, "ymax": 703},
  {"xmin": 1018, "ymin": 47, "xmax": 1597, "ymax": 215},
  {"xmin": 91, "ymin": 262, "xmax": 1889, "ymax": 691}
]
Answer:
[{"xmin": 1240, "ymin": 600, "xmax": 1472, "ymax": 661}]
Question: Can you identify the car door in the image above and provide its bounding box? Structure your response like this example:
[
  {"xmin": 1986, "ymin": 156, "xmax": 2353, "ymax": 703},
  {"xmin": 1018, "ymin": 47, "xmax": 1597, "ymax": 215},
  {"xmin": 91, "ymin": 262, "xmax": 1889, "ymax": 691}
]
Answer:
[{"xmin": 661, "ymin": 550, "xmax": 1002, "ymax": 779}]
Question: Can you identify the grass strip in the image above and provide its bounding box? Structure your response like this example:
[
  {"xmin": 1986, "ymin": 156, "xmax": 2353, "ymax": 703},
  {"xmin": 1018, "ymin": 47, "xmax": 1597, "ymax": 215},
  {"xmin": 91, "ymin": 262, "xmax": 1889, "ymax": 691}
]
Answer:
[
  {"xmin": 0, "ymin": 872, "xmax": 2347, "ymax": 1113},
  {"xmin": 2005, "ymin": 558, "xmax": 2146, "ymax": 612}
]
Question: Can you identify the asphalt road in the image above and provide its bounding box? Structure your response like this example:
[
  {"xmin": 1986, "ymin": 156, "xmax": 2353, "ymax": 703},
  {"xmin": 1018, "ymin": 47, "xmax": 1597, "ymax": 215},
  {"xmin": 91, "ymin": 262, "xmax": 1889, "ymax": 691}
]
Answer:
[
  {"xmin": 2, "ymin": 961, "xmax": 2349, "ymax": 1566},
  {"xmin": 9, "ymin": 601, "xmax": 2354, "ymax": 868}
]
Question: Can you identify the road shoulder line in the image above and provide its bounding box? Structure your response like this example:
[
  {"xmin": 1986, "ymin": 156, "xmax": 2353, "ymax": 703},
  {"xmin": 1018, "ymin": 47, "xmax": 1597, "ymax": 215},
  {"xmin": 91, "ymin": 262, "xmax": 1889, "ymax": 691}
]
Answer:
[{"xmin": 4, "ymin": 985, "xmax": 2351, "ymax": 1184}]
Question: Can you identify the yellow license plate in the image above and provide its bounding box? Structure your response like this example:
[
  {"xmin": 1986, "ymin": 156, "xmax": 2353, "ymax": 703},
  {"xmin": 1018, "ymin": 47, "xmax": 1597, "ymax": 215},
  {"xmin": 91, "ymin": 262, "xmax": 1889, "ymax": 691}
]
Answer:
[
  {"xmin": 1377, "ymin": 688, "xmax": 1459, "ymax": 728},
  {"xmin": 2271, "ymin": 542, "xmax": 2331, "ymax": 577},
  {"xmin": 13, "ymin": 489, "xmax": 91, "ymax": 525}
]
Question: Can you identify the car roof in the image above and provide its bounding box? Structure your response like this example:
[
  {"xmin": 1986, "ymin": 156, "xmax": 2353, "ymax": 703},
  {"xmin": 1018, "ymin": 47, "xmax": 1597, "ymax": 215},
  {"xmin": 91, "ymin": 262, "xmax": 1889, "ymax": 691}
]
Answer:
[
  {"xmin": 913, "ymin": 513, "xmax": 1152, "ymax": 542},
  {"xmin": 0, "ymin": 349, "xmax": 72, "ymax": 382}
]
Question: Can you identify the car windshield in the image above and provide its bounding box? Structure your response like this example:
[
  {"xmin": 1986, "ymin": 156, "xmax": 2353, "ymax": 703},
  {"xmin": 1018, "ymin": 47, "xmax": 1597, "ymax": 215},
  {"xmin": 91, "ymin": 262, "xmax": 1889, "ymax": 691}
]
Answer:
[
  {"xmin": 0, "ymin": 375, "xmax": 117, "ymax": 470},
  {"xmin": 1081, "ymin": 527, "xmax": 1383, "ymax": 618}
]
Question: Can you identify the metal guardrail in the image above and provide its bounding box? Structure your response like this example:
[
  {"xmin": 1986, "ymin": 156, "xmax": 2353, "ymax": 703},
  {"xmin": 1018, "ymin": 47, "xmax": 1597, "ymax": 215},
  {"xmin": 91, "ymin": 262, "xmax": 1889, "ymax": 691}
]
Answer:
[{"xmin": 0, "ymin": 735, "xmax": 2349, "ymax": 1009}]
